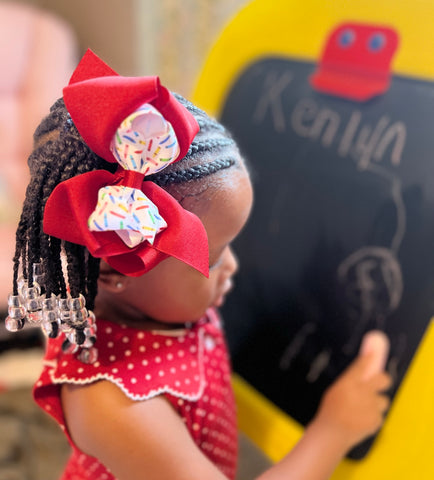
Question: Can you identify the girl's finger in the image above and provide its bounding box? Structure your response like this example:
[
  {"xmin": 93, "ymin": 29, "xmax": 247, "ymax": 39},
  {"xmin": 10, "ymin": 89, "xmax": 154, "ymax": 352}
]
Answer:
[
  {"xmin": 377, "ymin": 394, "xmax": 391, "ymax": 414},
  {"xmin": 358, "ymin": 330, "xmax": 390, "ymax": 381},
  {"xmin": 372, "ymin": 371, "xmax": 393, "ymax": 392}
]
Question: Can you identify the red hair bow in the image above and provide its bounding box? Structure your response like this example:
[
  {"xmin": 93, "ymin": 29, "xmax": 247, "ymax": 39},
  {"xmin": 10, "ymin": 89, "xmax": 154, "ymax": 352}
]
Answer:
[{"xmin": 43, "ymin": 49, "xmax": 209, "ymax": 277}]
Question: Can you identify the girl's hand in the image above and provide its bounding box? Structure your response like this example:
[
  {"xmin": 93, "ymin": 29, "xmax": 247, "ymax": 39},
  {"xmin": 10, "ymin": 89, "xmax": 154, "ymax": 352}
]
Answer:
[
  {"xmin": 257, "ymin": 331, "xmax": 392, "ymax": 480},
  {"xmin": 312, "ymin": 331, "xmax": 392, "ymax": 450}
]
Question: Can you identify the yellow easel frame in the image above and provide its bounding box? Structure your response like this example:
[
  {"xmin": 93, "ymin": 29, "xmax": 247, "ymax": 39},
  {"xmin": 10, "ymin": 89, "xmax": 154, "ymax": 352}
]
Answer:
[{"xmin": 193, "ymin": 1, "xmax": 434, "ymax": 478}]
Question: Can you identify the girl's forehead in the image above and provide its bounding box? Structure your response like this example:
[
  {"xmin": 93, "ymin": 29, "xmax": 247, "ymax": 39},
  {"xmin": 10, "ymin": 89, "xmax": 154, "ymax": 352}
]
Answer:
[{"xmin": 198, "ymin": 166, "xmax": 253, "ymax": 247}]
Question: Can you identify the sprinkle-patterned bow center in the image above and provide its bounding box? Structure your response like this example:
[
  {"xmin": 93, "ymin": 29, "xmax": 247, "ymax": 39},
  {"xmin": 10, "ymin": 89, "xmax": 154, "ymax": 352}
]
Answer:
[
  {"xmin": 88, "ymin": 103, "xmax": 180, "ymax": 248},
  {"xmin": 88, "ymin": 185, "xmax": 167, "ymax": 247},
  {"xmin": 110, "ymin": 103, "xmax": 180, "ymax": 175}
]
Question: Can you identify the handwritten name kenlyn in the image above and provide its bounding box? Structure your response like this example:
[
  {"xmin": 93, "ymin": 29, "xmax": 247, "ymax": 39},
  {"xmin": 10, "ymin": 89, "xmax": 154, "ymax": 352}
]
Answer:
[{"xmin": 253, "ymin": 71, "xmax": 406, "ymax": 170}]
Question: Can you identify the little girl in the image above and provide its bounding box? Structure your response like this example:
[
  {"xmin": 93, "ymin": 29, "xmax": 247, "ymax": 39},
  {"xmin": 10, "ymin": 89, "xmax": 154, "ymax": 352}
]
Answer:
[{"xmin": 5, "ymin": 50, "xmax": 391, "ymax": 480}]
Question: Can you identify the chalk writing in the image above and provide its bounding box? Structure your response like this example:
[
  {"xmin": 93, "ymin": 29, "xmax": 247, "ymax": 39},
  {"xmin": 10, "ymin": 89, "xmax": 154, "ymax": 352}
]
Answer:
[
  {"xmin": 338, "ymin": 246, "xmax": 403, "ymax": 355},
  {"xmin": 253, "ymin": 71, "xmax": 293, "ymax": 132},
  {"xmin": 291, "ymin": 99, "xmax": 406, "ymax": 170},
  {"xmin": 253, "ymin": 69, "xmax": 407, "ymax": 170},
  {"xmin": 306, "ymin": 349, "xmax": 331, "ymax": 383},
  {"xmin": 280, "ymin": 322, "xmax": 317, "ymax": 371}
]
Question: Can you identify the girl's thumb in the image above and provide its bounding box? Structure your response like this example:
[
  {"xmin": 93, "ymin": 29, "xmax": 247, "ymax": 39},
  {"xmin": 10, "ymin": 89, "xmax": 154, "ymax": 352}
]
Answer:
[{"xmin": 358, "ymin": 330, "xmax": 390, "ymax": 381}]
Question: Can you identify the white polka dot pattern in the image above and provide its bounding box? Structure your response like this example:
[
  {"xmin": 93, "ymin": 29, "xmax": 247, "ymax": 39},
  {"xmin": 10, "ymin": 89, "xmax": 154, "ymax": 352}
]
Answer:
[{"xmin": 33, "ymin": 308, "xmax": 238, "ymax": 480}]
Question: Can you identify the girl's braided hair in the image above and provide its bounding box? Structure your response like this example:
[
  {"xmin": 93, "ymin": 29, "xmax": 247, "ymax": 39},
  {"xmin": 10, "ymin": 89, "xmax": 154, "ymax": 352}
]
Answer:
[{"xmin": 13, "ymin": 93, "xmax": 237, "ymax": 311}]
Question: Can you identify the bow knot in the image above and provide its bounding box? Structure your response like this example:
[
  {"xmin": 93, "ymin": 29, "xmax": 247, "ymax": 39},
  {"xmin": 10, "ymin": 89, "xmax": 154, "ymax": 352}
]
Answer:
[{"xmin": 121, "ymin": 170, "xmax": 146, "ymax": 190}]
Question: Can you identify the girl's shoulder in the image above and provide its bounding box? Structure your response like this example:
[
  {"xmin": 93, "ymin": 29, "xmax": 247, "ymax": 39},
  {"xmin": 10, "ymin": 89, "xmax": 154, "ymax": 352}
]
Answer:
[{"xmin": 35, "ymin": 307, "xmax": 225, "ymax": 402}]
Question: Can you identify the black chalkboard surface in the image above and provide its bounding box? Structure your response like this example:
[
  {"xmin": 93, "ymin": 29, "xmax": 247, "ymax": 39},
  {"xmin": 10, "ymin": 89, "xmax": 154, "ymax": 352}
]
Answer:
[{"xmin": 220, "ymin": 57, "xmax": 434, "ymax": 459}]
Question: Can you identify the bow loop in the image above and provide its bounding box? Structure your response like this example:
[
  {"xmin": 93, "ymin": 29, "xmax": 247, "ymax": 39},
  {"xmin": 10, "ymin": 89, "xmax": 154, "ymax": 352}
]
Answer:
[{"xmin": 111, "ymin": 103, "xmax": 180, "ymax": 176}]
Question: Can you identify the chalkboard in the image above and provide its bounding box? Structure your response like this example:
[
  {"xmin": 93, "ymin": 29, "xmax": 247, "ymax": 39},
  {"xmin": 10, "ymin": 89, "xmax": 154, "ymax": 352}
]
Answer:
[{"xmin": 220, "ymin": 57, "xmax": 434, "ymax": 459}]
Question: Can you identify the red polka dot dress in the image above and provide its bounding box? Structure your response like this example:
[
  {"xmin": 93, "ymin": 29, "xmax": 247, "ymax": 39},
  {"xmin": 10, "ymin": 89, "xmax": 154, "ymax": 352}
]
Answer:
[{"xmin": 33, "ymin": 308, "xmax": 238, "ymax": 480}]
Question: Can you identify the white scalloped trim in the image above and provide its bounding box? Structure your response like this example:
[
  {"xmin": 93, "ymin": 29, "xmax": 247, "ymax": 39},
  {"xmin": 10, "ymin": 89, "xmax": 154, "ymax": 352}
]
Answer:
[{"xmin": 47, "ymin": 329, "xmax": 206, "ymax": 402}]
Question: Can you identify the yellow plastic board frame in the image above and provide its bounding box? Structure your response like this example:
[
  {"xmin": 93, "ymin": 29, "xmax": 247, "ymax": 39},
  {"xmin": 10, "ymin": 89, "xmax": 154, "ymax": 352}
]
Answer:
[{"xmin": 193, "ymin": 1, "xmax": 434, "ymax": 478}]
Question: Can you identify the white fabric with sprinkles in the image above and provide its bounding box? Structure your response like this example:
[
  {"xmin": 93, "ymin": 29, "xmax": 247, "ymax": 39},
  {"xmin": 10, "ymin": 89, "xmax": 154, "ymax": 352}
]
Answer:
[
  {"xmin": 110, "ymin": 103, "xmax": 180, "ymax": 176},
  {"xmin": 87, "ymin": 185, "xmax": 167, "ymax": 247}
]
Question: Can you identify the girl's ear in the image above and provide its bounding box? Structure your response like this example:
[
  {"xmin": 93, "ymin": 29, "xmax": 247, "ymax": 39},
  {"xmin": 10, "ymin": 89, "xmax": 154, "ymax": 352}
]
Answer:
[{"xmin": 98, "ymin": 261, "xmax": 128, "ymax": 293}]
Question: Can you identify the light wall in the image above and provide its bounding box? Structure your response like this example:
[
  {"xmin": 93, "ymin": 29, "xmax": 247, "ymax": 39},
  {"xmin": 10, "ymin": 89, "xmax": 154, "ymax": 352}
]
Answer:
[{"xmin": 5, "ymin": 0, "xmax": 248, "ymax": 96}]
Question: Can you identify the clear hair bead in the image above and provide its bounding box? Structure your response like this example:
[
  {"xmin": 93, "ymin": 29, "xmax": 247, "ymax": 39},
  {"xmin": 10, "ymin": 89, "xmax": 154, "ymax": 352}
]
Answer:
[
  {"xmin": 78, "ymin": 347, "xmax": 98, "ymax": 364},
  {"xmin": 5, "ymin": 316, "xmax": 25, "ymax": 332}
]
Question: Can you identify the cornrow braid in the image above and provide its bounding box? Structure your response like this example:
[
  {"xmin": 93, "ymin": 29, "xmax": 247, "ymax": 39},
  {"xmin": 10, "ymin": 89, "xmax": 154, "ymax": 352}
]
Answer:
[
  {"xmin": 196, "ymin": 117, "xmax": 226, "ymax": 133},
  {"xmin": 8, "ymin": 93, "xmax": 239, "ymax": 338},
  {"xmin": 184, "ymin": 138, "xmax": 235, "ymax": 159},
  {"xmin": 149, "ymin": 158, "xmax": 235, "ymax": 186}
]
